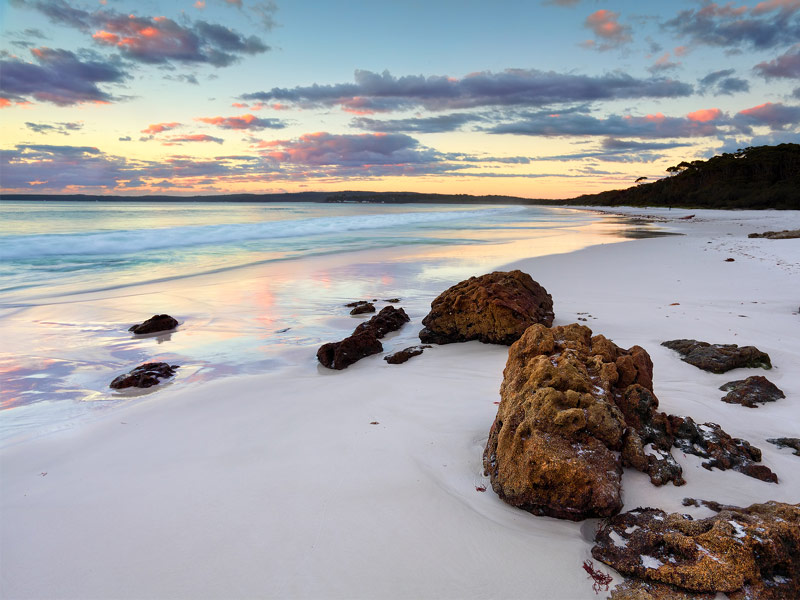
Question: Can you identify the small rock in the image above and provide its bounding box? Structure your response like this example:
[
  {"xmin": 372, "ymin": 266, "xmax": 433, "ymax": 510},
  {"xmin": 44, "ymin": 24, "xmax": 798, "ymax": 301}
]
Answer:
[
  {"xmin": 350, "ymin": 302, "xmax": 376, "ymax": 315},
  {"xmin": 384, "ymin": 345, "xmax": 431, "ymax": 364},
  {"xmin": 316, "ymin": 330, "xmax": 383, "ymax": 370},
  {"xmin": 661, "ymin": 339, "xmax": 771, "ymax": 373},
  {"xmin": 724, "ymin": 258, "xmax": 735, "ymax": 262},
  {"xmin": 344, "ymin": 300, "xmax": 368, "ymax": 308},
  {"xmin": 767, "ymin": 437, "xmax": 800, "ymax": 456},
  {"xmin": 719, "ymin": 376, "xmax": 785, "ymax": 408},
  {"xmin": 748, "ymin": 229, "xmax": 800, "ymax": 239},
  {"xmin": 110, "ymin": 362, "xmax": 179, "ymax": 389},
  {"xmin": 128, "ymin": 314, "xmax": 178, "ymax": 334},
  {"xmin": 383, "ymin": 298, "xmax": 401, "ymax": 303}
]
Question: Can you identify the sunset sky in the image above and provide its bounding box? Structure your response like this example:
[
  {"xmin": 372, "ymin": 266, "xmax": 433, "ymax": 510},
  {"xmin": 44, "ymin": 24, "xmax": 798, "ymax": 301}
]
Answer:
[{"xmin": 1, "ymin": 0, "xmax": 798, "ymax": 198}]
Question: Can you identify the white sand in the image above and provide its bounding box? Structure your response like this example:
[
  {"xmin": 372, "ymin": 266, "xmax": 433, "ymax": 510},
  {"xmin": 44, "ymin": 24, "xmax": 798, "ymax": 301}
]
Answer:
[{"xmin": 2, "ymin": 208, "xmax": 799, "ymax": 599}]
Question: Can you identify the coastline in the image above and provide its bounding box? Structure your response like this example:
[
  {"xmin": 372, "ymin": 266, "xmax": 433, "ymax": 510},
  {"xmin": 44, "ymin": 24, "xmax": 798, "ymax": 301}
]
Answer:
[{"xmin": 1, "ymin": 207, "xmax": 799, "ymax": 599}]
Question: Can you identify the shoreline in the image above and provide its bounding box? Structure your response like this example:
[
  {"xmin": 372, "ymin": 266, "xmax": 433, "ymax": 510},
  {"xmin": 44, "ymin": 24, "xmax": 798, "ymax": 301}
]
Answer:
[{"xmin": 1, "ymin": 207, "xmax": 799, "ymax": 599}]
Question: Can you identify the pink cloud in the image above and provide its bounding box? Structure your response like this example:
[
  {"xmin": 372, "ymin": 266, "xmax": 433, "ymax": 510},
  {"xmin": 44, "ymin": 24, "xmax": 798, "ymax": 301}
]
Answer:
[
  {"xmin": 141, "ymin": 121, "xmax": 181, "ymax": 134},
  {"xmin": 196, "ymin": 114, "xmax": 285, "ymax": 130},
  {"xmin": 165, "ymin": 134, "xmax": 224, "ymax": 144},
  {"xmin": 752, "ymin": 0, "xmax": 800, "ymax": 15},
  {"xmin": 687, "ymin": 108, "xmax": 723, "ymax": 122},
  {"xmin": 584, "ymin": 9, "xmax": 632, "ymax": 48}
]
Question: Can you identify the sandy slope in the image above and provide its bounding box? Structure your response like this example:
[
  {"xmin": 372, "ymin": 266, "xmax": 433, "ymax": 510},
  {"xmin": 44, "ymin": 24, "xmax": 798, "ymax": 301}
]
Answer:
[{"xmin": 1, "ymin": 208, "xmax": 798, "ymax": 599}]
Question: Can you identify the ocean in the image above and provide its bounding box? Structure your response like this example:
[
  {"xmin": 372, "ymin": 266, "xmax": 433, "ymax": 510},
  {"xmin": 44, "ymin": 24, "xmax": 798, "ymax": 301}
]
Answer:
[{"xmin": 0, "ymin": 201, "xmax": 649, "ymax": 444}]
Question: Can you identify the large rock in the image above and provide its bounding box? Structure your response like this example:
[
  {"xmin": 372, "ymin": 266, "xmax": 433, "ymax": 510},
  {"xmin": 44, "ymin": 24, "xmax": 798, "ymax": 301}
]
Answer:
[
  {"xmin": 419, "ymin": 270, "xmax": 553, "ymax": 345},
  {"xmin": 317, "ymin": 306, "xmax": 410, "ymax": 370},
  {"xmin": 110, "ymin": 362, "xmax": 179, "ymax": 389},
  {"xmin": 719, "ymin": 376, "xmax": 785, "ymax": 408},
  {"xmin": 592, "ymin": 501, "xmax": 800, "ymax": 599},
  {"xmin": 128, "ymin": 314, "xmax": 179, "ymax": 334},
  {"xmin": 483, "ymin": 324, "xmax": 777, "ymax": 521},
  {"xmin": 661, "ymin": 339, "xmax": 772, "ymax": 373}
]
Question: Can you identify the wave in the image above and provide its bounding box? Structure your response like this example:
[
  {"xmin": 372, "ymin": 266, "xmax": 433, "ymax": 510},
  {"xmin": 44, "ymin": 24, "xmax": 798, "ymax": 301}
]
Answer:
[{"xmin": 0, "ymin": 206, "xmax": 526, "ymax": 260}]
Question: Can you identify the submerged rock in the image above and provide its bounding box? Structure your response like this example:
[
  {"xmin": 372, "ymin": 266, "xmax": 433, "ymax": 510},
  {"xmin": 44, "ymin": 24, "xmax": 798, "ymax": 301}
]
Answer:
[
  {"xmin": 384, "ymin": 345, "xmax": 431, "ymax": 364},
  {"xmin": 317, "ymin": 306, "xmax": 410, "ymax": 370},
  {"xmin": 748, "ymin": 229, "xmax": 800, "ymax": 239},
  {"xmin": 419, "ymin": 270, "xmax": 554, "ymax": 345},
  {"xmin": 661, "ymin": 339, "xmax": 772, "ymax": 373},
  {"xmin": 128, "ymin": 314, "xmax": 179, "ymax": 334},
  {"xmin": 349, "ymin": 302, "xmax": 375, "ymax": 315},
  {"xmin": 483, "ymin": 324, "xmax": 778, "ymax": 521},
  {"xmin": 592, "ymin": 501, "xmax": 800, "ymax": 599},
  {"xmin": 110, "ymin": 362, "xmax": 179, "ymax": 389},
  {"xmin": 767, "ymin": 437, "xmax": 800, "ymax": 456},
  {"xmin": 719, "ymin": 375, "xmax": 785, "ymax": 408}
]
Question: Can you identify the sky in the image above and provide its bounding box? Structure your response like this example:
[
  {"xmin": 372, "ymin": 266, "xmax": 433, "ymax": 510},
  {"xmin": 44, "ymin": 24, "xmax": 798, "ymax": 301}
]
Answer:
[{"xmin": 0, "ymin": 0, "xmax": 798, "ymax": 199}]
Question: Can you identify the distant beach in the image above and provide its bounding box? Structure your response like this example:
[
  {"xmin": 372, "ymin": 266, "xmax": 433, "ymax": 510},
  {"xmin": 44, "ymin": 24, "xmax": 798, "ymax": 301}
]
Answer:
[{"xmin": 1, "ymin": 205, "xmax": 798, "ymax": 599}]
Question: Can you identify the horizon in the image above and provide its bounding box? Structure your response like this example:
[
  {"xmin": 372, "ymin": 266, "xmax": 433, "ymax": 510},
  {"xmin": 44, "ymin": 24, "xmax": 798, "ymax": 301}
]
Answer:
[{"xmin": 1, "ymin": 0, "xmax": 799, "ymax": 199}]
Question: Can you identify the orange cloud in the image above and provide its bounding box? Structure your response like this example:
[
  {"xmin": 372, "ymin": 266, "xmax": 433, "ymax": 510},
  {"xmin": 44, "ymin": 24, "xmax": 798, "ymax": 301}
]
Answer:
[
  {"xmin": 141, "ymin": 121, "xmax": 181, "ymax": 134},
  {"xmin": 687, "ymin": 108, "xmax": 722, "ymax": 122},
  {"xmin": 0, "ymin": 98, "xmax": 11, "ymax": 108}
]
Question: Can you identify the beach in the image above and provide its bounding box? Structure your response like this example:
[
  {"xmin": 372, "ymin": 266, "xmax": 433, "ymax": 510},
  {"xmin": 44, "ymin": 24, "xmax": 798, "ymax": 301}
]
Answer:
[{"xmin": 1, "ymin": 206, "xmax": 799, "ymax": 599}]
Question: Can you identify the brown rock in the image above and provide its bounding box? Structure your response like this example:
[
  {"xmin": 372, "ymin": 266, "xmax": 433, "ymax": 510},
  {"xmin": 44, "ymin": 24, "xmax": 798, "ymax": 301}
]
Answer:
[
  {"xmin": 662, "ymin": 339, "xmax": 772, "ymax": 373},
  {"xmin": 354, "ymin": 305, "xmax": 410, "ymax": 337},
  {"xmin": 609, "ymin": 580, "xmax": 714, "ymax": 600},
  {"xmin": 720, "ymin": 376, "xmax": 785, "ymax": 408},
  {"xmin": 748, "ymin": 229, "xmax": 800, "ymax": 239},
  {"xmin": 128, "ymin": 314, "xmax": 178, "ymax": 334},
  {"xmin": 384, "ymin": 345, "xmax": 431, "ymax": 364},
  {"xmin": 593, "ymin": 502, "xmax": 800, "ymax": 598},
  {"xmin": 419, "ymin": 270, "xmax": 553, "ymax": 345},
  {"xmin": 316, "ymin": 330, "xmax": 383, "ymax": 370},
  {"xmin": 349, "ymin": 302, "xmax": 376, "ymax": 315},
  {"xmin": 110, "ymin": 362, "xmax": 179, "ymax": 389},
  {"xmin": 345, "ymin": 300, "xmax": 368, "ymax": 308},
  {"xmin": 767, "ymin": 437, "xmax": 800, "ymax": 456}
]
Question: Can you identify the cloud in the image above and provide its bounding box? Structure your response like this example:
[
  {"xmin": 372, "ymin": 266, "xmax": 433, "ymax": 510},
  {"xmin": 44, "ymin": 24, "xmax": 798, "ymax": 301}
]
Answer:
[
  {"xmin": 165, "ymin": 134, "xmax": 224, "ymax": 144},
  {"xmin": 754, "ymin": 44, "xmax": 800, "ymax": 78},
  {"xmin": 352, "ymin": 112, "xmax": 486, "ymax": 133},
  {"xmin": 25, "ymin": 121, "xmax": 83, "ymax": 134},
  {"xmin": 648, "ymin": 52, "xmax": 681, "ymax": 74},
  {"xmin": 536, "ymin": 137, "xmax": 693, "ymax": 163},
  {"xmin": 583, "ymin": 10, "xmax": 632, "ymax": 50},
  {"xmin": 196, "ymin": 113, "xmax": 286, "ymax": 130},
  {"xmin": 734, "ymin": 101, "xmax": 800, "ymax": 129},
  {"xmin": 664, "ymin": 1, "xmax": 800, "ymax": 50},
  {"xmin": 0, "ymin": 46, "xmax": 126, "ymax": 106},
  {"xmin": 698, "ymin": 68, "xmax": 751, "ymax": 94},
  {"xmin": 242, "ymin": 68, "xmax": 693, "ymax": 113},
  {"xmin": 141, "ymin": 121, "xmax": 181, "ymax": 134},
  {"xmin": 18, "ymin": 0, "xmax": 270, "ymax": 67},
  {"xmin": 119, "ymin": 136, "xmax": 132, "ymax": 141}
]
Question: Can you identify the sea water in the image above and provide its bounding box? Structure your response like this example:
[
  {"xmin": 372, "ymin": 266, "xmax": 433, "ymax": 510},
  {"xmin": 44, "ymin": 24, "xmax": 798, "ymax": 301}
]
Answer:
[{"xmin": 0, "ymin": 201, "xmax": 653, "ymax": 444}]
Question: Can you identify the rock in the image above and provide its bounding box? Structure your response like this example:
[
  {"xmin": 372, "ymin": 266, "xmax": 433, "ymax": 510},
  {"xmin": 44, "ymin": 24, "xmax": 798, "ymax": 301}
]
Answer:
[
  {"xmin": 419, "ymin": 270, "xmax": 553, "ymax": 345},
  {"xmin": 316, "ymin": 330, "xmax": 383, "ymax": 370},
  {"xmin": 317, "ymin": 306, "xmax": 410, "ymax": 370},
  {"xmin": 725, "ymin": 257, "xmax": 736, "ymax": 262},
  {"xmin": 384, "ymin": 345, "xmax": 431, "ymax": 364},
  {"xmin": 354, "ymin": 305, "xmax": 410, "ymax": 338},
  {"xmin": 661, "ymin": 339, "xmax": 772, "ymax": 373},
  {"xmin": 748, "ymin": 229, "xmax": 800, "ymax": 239},
  {"xmin": 767, "ymin": 437, "xmax": 800, "ymax": 456},
  {"xmin": 719, "ymin": 376, "xmax": 785, "ymax": 408},
  {"xmin": 349, "ymin": 302, "xmax": 375, "ymax": 315},
  {"xmin": 110, "ymin": 362, "xmax": 179, "ymax": 389},
  {"xmin": 484, "ymin": 324, "xmax": 778, "ymax": 521},
  {"xmin": 669, "ymin": 416, "xmax": 777, "ymax": 483},
  {"xmin": 592, "ymin": 501, "xmax": 800, "ymax": 598},
  {"xmin": 345, "ymin": 300, "xmax": 368, "ymax": 308},
  {"xmin": 383, "ymin": 298, "xmax": 400, "ymax": 303},
  {"xmin": 128, "ymin": 314, "xmax": 178, "ymax": 334},
  {"xmin": 609, "ymin": 580, "xmax": 715, "ymax": 600}
]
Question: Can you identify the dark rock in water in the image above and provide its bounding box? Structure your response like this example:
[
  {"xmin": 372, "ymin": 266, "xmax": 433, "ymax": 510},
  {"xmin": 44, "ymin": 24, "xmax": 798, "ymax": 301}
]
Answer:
[
  {"xmin": 317, "ymin": 306, "xmax": 410, "ymax": 370},
  {"xmin": 724, "ymin": 257, "xmax": 735, "ymax": 262},
  {"xmin": 748, "ymin": 229, "xmax": 800, "ymax": 239},
  {"xmin": 483, "ymin": 324, "xmax": 779, "ymax": 522},
  {"xmin": 719, "ymin": 375, "xmax": 785, "ymax": 408},
  {"xmin": 661, "ymin": 339, "xmax": 771, "ymax": 373},
  {"xmin": 383, "ymin": 298, "xmax": 400, "ymax": 303},
  {"xmin": 384, "ymin": 345, "xmax": 431, "ymax": 364},
  {"xmin": 669, "ymin": 416, "xmax": 777, "ymax": 483},
  {"xmin": 128, "ymin": 314, "xmax": 178, "ymax": 334},
  {"xmin": 316, "ymin": 330, "xmax": 383, "ymax": 370},
  {"xmin": 767, "ymin": 437, "xmax": 800, "ymax": 456},
  {"xmin": 419, "ymin": 270, "xmax": 554, "ymax": 345},
  {"xmin": 345, "ymin": 300, "xmax": 368, "ymax": 308},
  {"xmin": 349, "ymin": 302, "xmax": 375, "ymax": 315},
  {"xmin": 592, "ymin": 501, "xmax": 800, "ymax": 599},
  {"xmin": 110, "ymin": 362, "xmax": 179, "ymax": 389},
  {"xmin": 354, "ymin": 305, "xmax": 409, "ymax": 338}
]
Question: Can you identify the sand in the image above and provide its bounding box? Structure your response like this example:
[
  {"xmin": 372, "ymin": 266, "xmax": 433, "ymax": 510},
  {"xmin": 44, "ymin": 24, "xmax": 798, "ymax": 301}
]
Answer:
[{"xmin": 1, "ymin": 207, "xmax": 798, "ymax": 599}]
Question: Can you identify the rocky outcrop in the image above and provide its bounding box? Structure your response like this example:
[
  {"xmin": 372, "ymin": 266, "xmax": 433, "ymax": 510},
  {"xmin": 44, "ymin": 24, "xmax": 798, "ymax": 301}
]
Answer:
[
  {"xmin": 384, "ymin": 345, "xmax": 431, "ymax": 364},
  {"xmin": 592, "ymin": 501, "xmax": 800, "ymax": 599},
  {"xmin": 110, "ymin": 362, "xmax": 179, "ymax": 389},
  {"xmin": 719, "ymin": 376, "xmax": 785, "ymax": 408},
  {"xmin": 483, "ymin": 324, "xmax": 777, "ymax": 521},
  {"xmin": 419, "ymin": 270, "xmax": 553, "ymax": 345},
  {"xmin": 128, "ymin": 314, "xmax": 178, "ymax": 334},
  {"xmin": 767, "ymin": 437, "xmax": 800, "ymax": 456},
  {"xmin": 662, "ymin": 339, "xmax": 772, "ymax": 373},
  {"xmin": 317, "ymin": 306, "xmax": 410, "ymax": 370},
  {"xmin": 748, "ymin": 229, "xmax": 800, "ymax": 239},
  {"xmin": 350, "ymin": 302, "xmax": 375, "ymax": 315}
]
